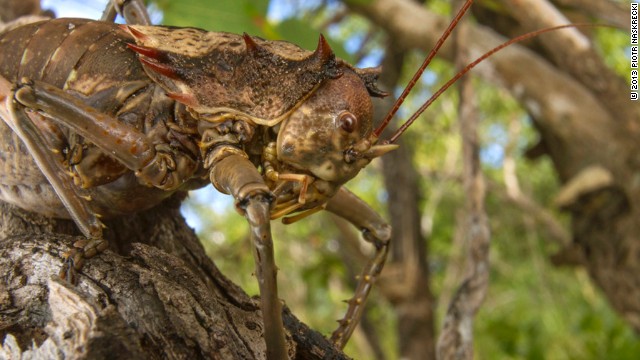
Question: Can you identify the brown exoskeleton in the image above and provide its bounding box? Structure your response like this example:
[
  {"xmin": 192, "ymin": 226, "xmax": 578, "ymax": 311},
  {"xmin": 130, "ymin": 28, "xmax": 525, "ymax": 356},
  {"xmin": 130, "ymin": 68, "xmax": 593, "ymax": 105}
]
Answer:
[
  {"xmin": 0, "ymin": 1, "xmax": 393, "ymax": 357},
  {"xmin": 0, "ymin": 0, "xmax": 589, "ymax": 358}
]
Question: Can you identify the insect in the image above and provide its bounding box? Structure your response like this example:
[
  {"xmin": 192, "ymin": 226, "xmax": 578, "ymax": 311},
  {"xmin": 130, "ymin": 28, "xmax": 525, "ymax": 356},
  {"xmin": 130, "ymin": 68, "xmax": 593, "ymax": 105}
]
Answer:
[{"xmin": 0, "ymin": 0, "xmax": 589, "ymax": 358}]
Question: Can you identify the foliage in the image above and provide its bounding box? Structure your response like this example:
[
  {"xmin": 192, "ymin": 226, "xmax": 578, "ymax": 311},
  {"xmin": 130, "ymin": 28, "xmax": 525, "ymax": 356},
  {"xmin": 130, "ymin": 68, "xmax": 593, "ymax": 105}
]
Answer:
[{"xmin": 151, "ymin": 0, "xmax": 640, "ymax": 358}]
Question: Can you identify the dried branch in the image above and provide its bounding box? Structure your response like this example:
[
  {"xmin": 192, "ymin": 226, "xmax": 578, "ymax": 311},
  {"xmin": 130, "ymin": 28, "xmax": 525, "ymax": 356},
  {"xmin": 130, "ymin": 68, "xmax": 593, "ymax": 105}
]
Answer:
[
  {"xmin": 346, "ymin": 0, "xmax": 619, "ymax": 180},
  {"xmin": 436, "ymin": 8, "xmax": 491, "ymax": 357},
  {"xmin": 497, "ymin": 0, "xmax": 637, "ymax": 133}
]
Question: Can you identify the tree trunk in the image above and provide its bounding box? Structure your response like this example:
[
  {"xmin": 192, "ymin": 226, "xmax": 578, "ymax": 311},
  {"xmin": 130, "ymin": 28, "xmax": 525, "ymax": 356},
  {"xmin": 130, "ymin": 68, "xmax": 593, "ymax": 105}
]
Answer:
[
  {"xmin": 376, "ymin": 25, "xmax": 436, "ymax": 358},
  {"xmin": 378, "ymin": 94, "xmax": 436, "ymax": 358},
  {"xmin": 0, "ymin": 197, "xmax": 349, "ymax": 359}
]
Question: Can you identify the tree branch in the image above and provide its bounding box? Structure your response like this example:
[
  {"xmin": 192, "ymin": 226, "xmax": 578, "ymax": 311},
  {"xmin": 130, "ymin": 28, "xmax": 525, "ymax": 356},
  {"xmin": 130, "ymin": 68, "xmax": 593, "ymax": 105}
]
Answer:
[
  {"xmin": 0, "ymin": 199, "xmax": 350, "ymax": 359},
  {"xmin": 554, "ymin": 0, "xmax": 629, "ymax": 30},
  {"xmin": 436, "ymin": 12, "xmax": 490, "ymax": 357},
  {"xmin": 346, "ymin": 0, "xmax": 621, "ymax": 181}
]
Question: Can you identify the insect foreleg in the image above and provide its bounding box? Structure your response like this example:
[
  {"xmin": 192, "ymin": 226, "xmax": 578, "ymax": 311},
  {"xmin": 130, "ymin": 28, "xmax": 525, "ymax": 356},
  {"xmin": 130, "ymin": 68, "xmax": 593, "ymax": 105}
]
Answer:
[
  {"xmin": 325, "ymin": 187, "xmax": 391, "ymax": 349},
  {"xmin": 101, "ymin": 0, "xmax": 151, "ymax": 25},
  {"xmin": 210, "ymin": 154, "xmax": 288, "ymax": 360}
]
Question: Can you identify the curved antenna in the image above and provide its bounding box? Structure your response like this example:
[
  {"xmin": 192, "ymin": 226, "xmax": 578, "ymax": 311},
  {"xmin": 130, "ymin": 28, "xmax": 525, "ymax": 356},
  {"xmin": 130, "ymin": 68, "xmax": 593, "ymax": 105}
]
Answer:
[
  {"xmin": 385, "ymin": 23, "xmax": 603, "ymax": 144},
  {"xmin": 372, "ymin": 0, "xmax": 475, "ymax": 138}
]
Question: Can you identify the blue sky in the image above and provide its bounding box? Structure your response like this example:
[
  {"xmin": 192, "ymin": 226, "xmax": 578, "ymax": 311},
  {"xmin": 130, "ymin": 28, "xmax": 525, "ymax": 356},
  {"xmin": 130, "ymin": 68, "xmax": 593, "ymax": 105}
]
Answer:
[{"xmin": 42, "ymin": 0, "xmax": 291, "ymax": 24}]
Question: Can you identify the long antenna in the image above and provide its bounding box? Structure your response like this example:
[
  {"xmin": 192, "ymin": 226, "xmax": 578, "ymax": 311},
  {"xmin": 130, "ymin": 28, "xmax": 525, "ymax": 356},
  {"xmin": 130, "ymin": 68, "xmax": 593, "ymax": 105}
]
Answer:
[
  {"xmin": 372, "ymin": 0, "xmax": 474, "ymax": 138},
  {"xmin": 385, "ymin": 24, "xmax": 600, "ymax": 144}
]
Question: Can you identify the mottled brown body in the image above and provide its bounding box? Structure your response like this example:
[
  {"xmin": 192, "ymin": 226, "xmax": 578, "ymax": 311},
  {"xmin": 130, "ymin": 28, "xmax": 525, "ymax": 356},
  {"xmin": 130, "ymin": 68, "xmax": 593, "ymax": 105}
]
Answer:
[
  {"xmin": 0, "ymin": 18, "xmax": 371, "ymax": 219},
  {"xmin": 0, "ymin": 13, "xmax": 393, "ymax": 359}
]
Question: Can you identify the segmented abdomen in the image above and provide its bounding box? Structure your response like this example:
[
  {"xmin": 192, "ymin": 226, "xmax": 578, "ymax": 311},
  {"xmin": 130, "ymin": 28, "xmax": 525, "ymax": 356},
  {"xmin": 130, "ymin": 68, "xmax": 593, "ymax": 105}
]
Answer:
[{"xmin": 0, "ymin": 19, "xmax": 146, "ymax": 94}]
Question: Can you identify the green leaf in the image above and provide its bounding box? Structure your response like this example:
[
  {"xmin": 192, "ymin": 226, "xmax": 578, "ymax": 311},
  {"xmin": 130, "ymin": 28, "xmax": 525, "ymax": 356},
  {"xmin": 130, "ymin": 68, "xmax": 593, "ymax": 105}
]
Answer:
[{"xmin": 157, "ymin": 0, "xmax": 270, "ymax": 36}]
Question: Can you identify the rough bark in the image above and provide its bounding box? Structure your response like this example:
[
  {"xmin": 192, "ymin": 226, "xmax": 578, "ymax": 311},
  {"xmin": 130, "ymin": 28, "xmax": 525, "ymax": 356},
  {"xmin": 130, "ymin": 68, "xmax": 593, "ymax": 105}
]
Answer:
[
  {"xmin": 347, "ymin": 0, "xmax": 640, "ymax": 336},
  {"xmin": 0, "ymin": 197, "xmax": 350, "ymax": 359}
]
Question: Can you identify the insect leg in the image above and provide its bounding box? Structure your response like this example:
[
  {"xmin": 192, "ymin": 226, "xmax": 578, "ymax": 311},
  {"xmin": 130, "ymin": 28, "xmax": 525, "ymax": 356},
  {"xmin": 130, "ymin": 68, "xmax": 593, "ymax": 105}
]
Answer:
[
  {"xmin": 101, "ymin": 0, "xmax": 152, "ymax": 25},
  {"xmin": 11, "ymin": 79, "xmax": 188, "ymax": 191},
  {"xmin": 0, "ymin": 77, "xmax": 106, "ymax": 283},
  {"xmin": 325, "ymin": 186, "xmax": 391, "ymax": 349},
  {"xmin": 210, "ymin": 154, "xmax": 288, "ymax": 360},
  {"xmin": 4, "ymin": 77, "xmax": 196, "ymax": 281}
]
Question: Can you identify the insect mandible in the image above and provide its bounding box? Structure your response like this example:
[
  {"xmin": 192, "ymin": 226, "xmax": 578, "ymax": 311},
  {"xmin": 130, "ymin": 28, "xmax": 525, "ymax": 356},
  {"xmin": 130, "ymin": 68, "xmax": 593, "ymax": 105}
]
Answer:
[{"xmin": 0, "ymin": 0, "xmax": 590, "ymax": 358}]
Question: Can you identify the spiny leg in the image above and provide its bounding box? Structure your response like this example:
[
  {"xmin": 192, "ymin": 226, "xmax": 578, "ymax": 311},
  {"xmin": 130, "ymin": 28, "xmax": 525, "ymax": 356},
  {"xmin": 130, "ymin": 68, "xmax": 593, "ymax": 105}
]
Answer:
[
  {"xmin": 102, "ymin": 0, "xmax": 151, "ymax": 25},
  {"xmin": 325, "ymin": 186, "xmax": 391, "ymax": 349},
  {"xmin": 0, "ymin": 78, "xmax": 107, "ymax": 283},
  {"xmin": 211, "ymin": 154, "xmax": 288, "ymax": 359},
  {"xmin": 4, "ymin": 78, "xmax": 181, "ymax": 281},
  {"xmin": 12, "ymin": 79, "xmax": 156, "ymax": 171},
  {"xmin": 11, "ymin": 79, "xmax": 185, "ymax": 190}
]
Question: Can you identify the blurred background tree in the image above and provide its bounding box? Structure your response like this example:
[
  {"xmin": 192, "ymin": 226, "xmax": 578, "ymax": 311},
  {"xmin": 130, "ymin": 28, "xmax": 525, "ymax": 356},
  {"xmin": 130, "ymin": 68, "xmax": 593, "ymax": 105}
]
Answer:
[{"xmin": 38, "ymin": 0, "xmax": 640, "ymax": 358}]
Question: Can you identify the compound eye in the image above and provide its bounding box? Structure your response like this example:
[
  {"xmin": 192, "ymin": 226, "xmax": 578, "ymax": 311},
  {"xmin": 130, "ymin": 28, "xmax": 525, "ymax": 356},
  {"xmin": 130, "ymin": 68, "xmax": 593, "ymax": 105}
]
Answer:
[{"xmin": 338, "ymin": 111, "xmax": 358, "ymax": 133}]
